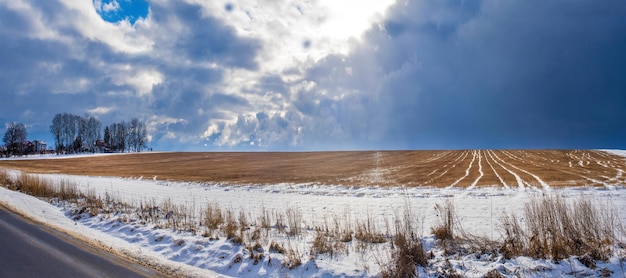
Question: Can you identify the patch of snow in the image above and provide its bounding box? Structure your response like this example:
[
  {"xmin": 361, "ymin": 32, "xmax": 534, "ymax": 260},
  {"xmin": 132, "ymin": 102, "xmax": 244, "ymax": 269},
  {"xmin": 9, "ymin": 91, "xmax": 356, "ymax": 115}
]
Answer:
[
  {"xmin": 0, "ymin": 186, "xmax": 221, "ymax": 277},
  {"xmin": 0, "ymin": 152, "xmax": 159, "ymax": 161},
  {"xmin": 0, "ymin": 171, "xmax": 625, "ymax": 277},
  {"xmin": 601, "ymin": 149, "xmax": 626, "ymax": 158}
]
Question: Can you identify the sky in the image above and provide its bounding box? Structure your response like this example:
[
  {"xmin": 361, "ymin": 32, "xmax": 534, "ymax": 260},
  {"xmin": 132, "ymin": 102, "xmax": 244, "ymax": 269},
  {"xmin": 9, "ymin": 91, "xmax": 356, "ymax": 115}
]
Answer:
[{"xmin": 1, "ymin": 0, "xmax": 625, "ymax": 151}]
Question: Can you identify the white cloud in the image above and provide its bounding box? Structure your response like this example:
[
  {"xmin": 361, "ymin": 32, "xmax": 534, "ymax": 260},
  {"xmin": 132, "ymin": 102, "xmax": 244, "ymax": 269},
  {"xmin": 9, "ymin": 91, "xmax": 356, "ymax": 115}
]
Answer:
[
  {"xmin": 51, "ymin": 77, "xmax": 91, "ymax": 95},
  {"xmin": 94, "ymin": 0, "xmax": 121, "ymax": 13},
  {"xmin": 87, "ymin": 106, "xmax": 115, "ymax": 115},
  {"xmin": 102, "ymin": 0, "xmax": 120, "ymax": 12},
  {"xmin": 124, "ymin": 69, "xmax": 163, "ymax": 97}
]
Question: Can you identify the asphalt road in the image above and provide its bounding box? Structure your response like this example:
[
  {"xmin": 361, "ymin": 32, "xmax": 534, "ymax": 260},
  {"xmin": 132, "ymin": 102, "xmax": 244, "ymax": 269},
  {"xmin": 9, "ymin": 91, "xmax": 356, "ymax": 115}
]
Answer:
[{"xmin": 0, "ymin": 205, "xmax": 163, "ymax": 277}]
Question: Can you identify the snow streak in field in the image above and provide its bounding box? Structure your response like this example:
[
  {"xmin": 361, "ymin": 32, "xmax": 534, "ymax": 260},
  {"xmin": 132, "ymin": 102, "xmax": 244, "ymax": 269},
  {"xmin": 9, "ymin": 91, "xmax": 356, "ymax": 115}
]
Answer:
[
  {"xmin": 484, "ymin": 150, "xmax": 509, "ymax": 189},
  {"xmin": 499, "ymin": 151, "xmax": 551, "ymax": 190},
  {"xmin": 423, "ymin": 151, "xmax": 467, "ymax": 185},
  {"xmin": 467, "ymin": 150, "xmax": 484, "ymax": 190},
  {"xmin": 447, "ymin": 150, "xmax": 476, "ymax": 188},
  {"xmin": 394, "ymin": 150, "xmax": 626, "ymax": 189},
  {"xmin": 488, "ymin": 150, "xmax": 525, "ymax": 189}
]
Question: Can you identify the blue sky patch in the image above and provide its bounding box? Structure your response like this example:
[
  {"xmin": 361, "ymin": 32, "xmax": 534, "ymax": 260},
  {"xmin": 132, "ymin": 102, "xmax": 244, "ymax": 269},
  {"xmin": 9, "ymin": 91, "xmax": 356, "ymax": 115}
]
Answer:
[{"xmin": 93, "ymin": 0, "xmax": 149, "ymax": 25}]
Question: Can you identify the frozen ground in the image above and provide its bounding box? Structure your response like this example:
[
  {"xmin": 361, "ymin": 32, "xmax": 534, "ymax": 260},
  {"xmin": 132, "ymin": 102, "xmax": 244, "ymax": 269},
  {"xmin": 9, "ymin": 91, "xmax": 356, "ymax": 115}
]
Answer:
[{"xmin": 1, "ymin": 151, "xmax": 626, "ymax": 277}]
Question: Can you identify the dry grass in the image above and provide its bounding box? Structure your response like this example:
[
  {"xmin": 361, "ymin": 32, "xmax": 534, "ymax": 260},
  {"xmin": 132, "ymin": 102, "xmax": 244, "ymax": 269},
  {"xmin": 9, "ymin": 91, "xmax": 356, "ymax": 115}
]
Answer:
[
  {"xmin": 268, "ymin": 241, "xmax": 286, "ymax": 254},
  {"xmin": 1, "ymin": 150, "xmax": 625, "ymax": 188},
  {"xmin": 526, "ymin": 196, "xmax": 618, "ymax": 260},
  {"xmin": 285, "ymin": 207, "xmax": 302, "ymax": 237},
  {"xmin": 499, "ymin": 195, "xmax": 622, "ymax": 261},
  {"xmin": 2, "ymin": 170, "xmax": 624, "ymax": 276},
  {"xmin": 203, "ymin": 203, "xmax": 223, "ymax": 232},
  {"xmin": 381, "ymin": 233, "xmax": 427, "ymax": 278},
  {"xmin": 354, "ymin": 215, "xmax": 386, "ymax": 244},
  {"xmin": 432, "ymin": 200, "xmax": 456, "ymax": 241},
  {"xmin": 381, "ymin": 199, "xmax": 427, "ymax": 278},
  {"xmin": 0, "ymin": 169, "xmax": 13, "ymax": 188},
  {"xmin": 310, "ymin": 231, "xmax": 334, "ymax": 256},
  {"xmin": 18, "ymin": 173, "xmax": 56, "ymax": 197}
]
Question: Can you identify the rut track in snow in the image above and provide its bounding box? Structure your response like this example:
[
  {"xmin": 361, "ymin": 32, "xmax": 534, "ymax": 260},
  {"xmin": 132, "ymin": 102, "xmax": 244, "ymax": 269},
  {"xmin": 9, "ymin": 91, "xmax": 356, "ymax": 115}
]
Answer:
[{"xmin": 0, "ymin": 150, "xmax": 625, "ymax": 188}]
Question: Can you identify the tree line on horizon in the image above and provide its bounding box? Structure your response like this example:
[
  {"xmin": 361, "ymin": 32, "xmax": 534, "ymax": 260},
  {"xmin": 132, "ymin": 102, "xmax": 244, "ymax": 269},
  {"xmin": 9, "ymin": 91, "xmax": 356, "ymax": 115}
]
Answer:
[
  {"xmin": 50, "ymin": 113, "xmax": 148, "ymax": 154},
  {"xmin": 1, "ymin": 114, "xmax": 149, "ymax": 157}
]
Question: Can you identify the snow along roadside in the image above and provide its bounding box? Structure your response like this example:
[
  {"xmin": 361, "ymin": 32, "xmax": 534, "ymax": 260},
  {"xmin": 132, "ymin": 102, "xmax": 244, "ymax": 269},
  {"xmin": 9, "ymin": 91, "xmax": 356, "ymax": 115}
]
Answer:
[{"xmin": 0, "ymin": 186, "xmax": 225, "ymax": 278}]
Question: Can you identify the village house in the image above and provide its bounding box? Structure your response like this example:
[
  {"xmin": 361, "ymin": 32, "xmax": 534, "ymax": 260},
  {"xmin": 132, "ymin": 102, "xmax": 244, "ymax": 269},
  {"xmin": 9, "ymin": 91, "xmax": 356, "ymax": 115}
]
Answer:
[
  {"xmin": 33, "ymin": 140, "xmax": 47, "ymax": 153},
  {"xmin": 95, "ymin": 139, "xmax": 106, "ymax": 153}
]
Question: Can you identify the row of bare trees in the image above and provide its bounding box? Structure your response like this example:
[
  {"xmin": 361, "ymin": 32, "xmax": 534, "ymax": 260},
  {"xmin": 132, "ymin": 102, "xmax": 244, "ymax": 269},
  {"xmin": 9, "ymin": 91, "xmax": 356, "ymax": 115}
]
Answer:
[
  {"xmin": 50, "ymin": 113, "xmax": 147, "ymax": 154},
  {"xmin": 50, "ymin": 113, "xmax": 101, "ymax": 154},
  {"xmin": 103, "ymin": 118, "xmax": 148, "ymax": 153}
]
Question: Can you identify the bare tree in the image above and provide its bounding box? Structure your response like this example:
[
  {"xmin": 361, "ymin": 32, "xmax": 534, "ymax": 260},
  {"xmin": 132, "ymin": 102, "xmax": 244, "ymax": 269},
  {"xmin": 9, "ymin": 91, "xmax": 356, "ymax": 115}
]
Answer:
[
  {"xmin": 103, "ymin": 126, "xmax": 112, "ymax": 151},
  {"xmin": 129, "ymin": 118, "xmax": 148, "ymax": 152},
  {"xmin": 50, "ymin": 114, "xmax": 63, "ymax": 154},
  {"xmin": 3, "ymin": 122, "xmax": 28, "ymax": 156},
  {"xmin": 108, "ymin": 121, "xmax": 128, "ymax": 152},
  {"xmin": 82, "ymin": 115, "xmax": 101, "ymax": 152},
  {"xmin": 61, "ymin": 113, "xmax": 78, "ymax": 153}
]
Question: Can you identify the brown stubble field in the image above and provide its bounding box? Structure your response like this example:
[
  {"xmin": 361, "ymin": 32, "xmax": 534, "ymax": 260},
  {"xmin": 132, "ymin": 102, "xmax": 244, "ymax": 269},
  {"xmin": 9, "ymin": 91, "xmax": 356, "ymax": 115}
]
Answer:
[{"xmin": 0, "ymin": 150, "xmax": 625, "ymax": 188}]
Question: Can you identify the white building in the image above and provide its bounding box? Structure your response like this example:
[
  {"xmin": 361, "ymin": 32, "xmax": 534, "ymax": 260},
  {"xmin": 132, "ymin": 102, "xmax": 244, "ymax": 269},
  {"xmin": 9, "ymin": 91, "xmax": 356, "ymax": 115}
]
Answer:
[{"xmin": 33, "ymin": 140, "xmax": 47, "ymax": 153}]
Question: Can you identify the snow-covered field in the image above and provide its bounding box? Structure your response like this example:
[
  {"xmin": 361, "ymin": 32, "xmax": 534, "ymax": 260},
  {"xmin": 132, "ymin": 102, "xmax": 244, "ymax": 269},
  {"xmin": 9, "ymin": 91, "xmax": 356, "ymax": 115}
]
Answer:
[{"xmin": 1, "ymin": 152, "xmax": 626, "ymax": 277}]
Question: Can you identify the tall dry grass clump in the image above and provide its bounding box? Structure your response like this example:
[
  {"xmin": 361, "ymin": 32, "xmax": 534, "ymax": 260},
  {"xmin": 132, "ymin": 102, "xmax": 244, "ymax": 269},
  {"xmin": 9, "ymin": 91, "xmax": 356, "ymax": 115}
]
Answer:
[
  {"xmin": 159, "ymin": 198, "xmax": 197, "ymax": 232},
  {"xmin": 203, "ymin": 203, "xmax": 224, "ymax": 233},
  {"xmin": 56, "ymin": 179, "xmax": 79, "ymax": 201},
  {"xmin": 500, "ymin": 195, "xmax": 622, "ymax": 261},
  {"xmin": 525, "ymin": 195, "xmax": 618, "ymax": 260},
  {"xmin": 499, "ymin": 213, "xmax": 526, "ymax": 259},
  {"xmin": 18, "ymin": 173, "xmax": 56, "ymax": 197},
  {"xmin": 381, "ymin": 201, "xmax": 427, "ymax": 278},
  {"xmin": 354, "ymin": 213, "xmax": 386, "ymax": 244},
  {"xmin": 285, "ymin": 207, "xmax": 303, "ymax": 237},
  {"xmin": 431, "ymin": 199, "xmax": 456, "ymax": 241},
  {"xmin": 310, "ymin": 231, "xmax": 335, "ymax": 256},
  {"xmin": 0, "ymin": 169, "xmax": 14, "ymax": 188}
]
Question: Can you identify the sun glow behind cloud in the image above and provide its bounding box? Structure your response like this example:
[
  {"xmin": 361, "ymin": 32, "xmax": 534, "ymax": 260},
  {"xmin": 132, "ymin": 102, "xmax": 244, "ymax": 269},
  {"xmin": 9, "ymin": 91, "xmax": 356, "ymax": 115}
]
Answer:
[
  {"xmin": 318, "ymin": 0, "xmax": 395, "ymax": 43},
  {"xmin": 196, "ymin": 0, "xmax": 397, "ymax": 73}
]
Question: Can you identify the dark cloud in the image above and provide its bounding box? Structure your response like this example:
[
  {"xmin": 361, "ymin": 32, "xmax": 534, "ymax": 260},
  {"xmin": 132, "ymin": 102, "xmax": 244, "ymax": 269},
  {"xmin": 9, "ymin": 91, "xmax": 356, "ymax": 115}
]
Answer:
[
  {"xmin": 154, "ymin": 2, "xmax": 259, "ymax": 69},
  {"xmin": 295, "ymin": 0, "xmax": 626, "ymax": 149},
  {"xmin": 224, "ymin": 3, "xmax": 234, "ymax": 12}
]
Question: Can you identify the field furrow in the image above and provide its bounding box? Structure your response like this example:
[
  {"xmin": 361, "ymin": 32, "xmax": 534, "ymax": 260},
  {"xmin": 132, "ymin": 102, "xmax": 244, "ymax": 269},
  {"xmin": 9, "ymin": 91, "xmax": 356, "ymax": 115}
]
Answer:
[{"xmin": 1, "ymin": 150, "xmax": 625, "ymax": 188}]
